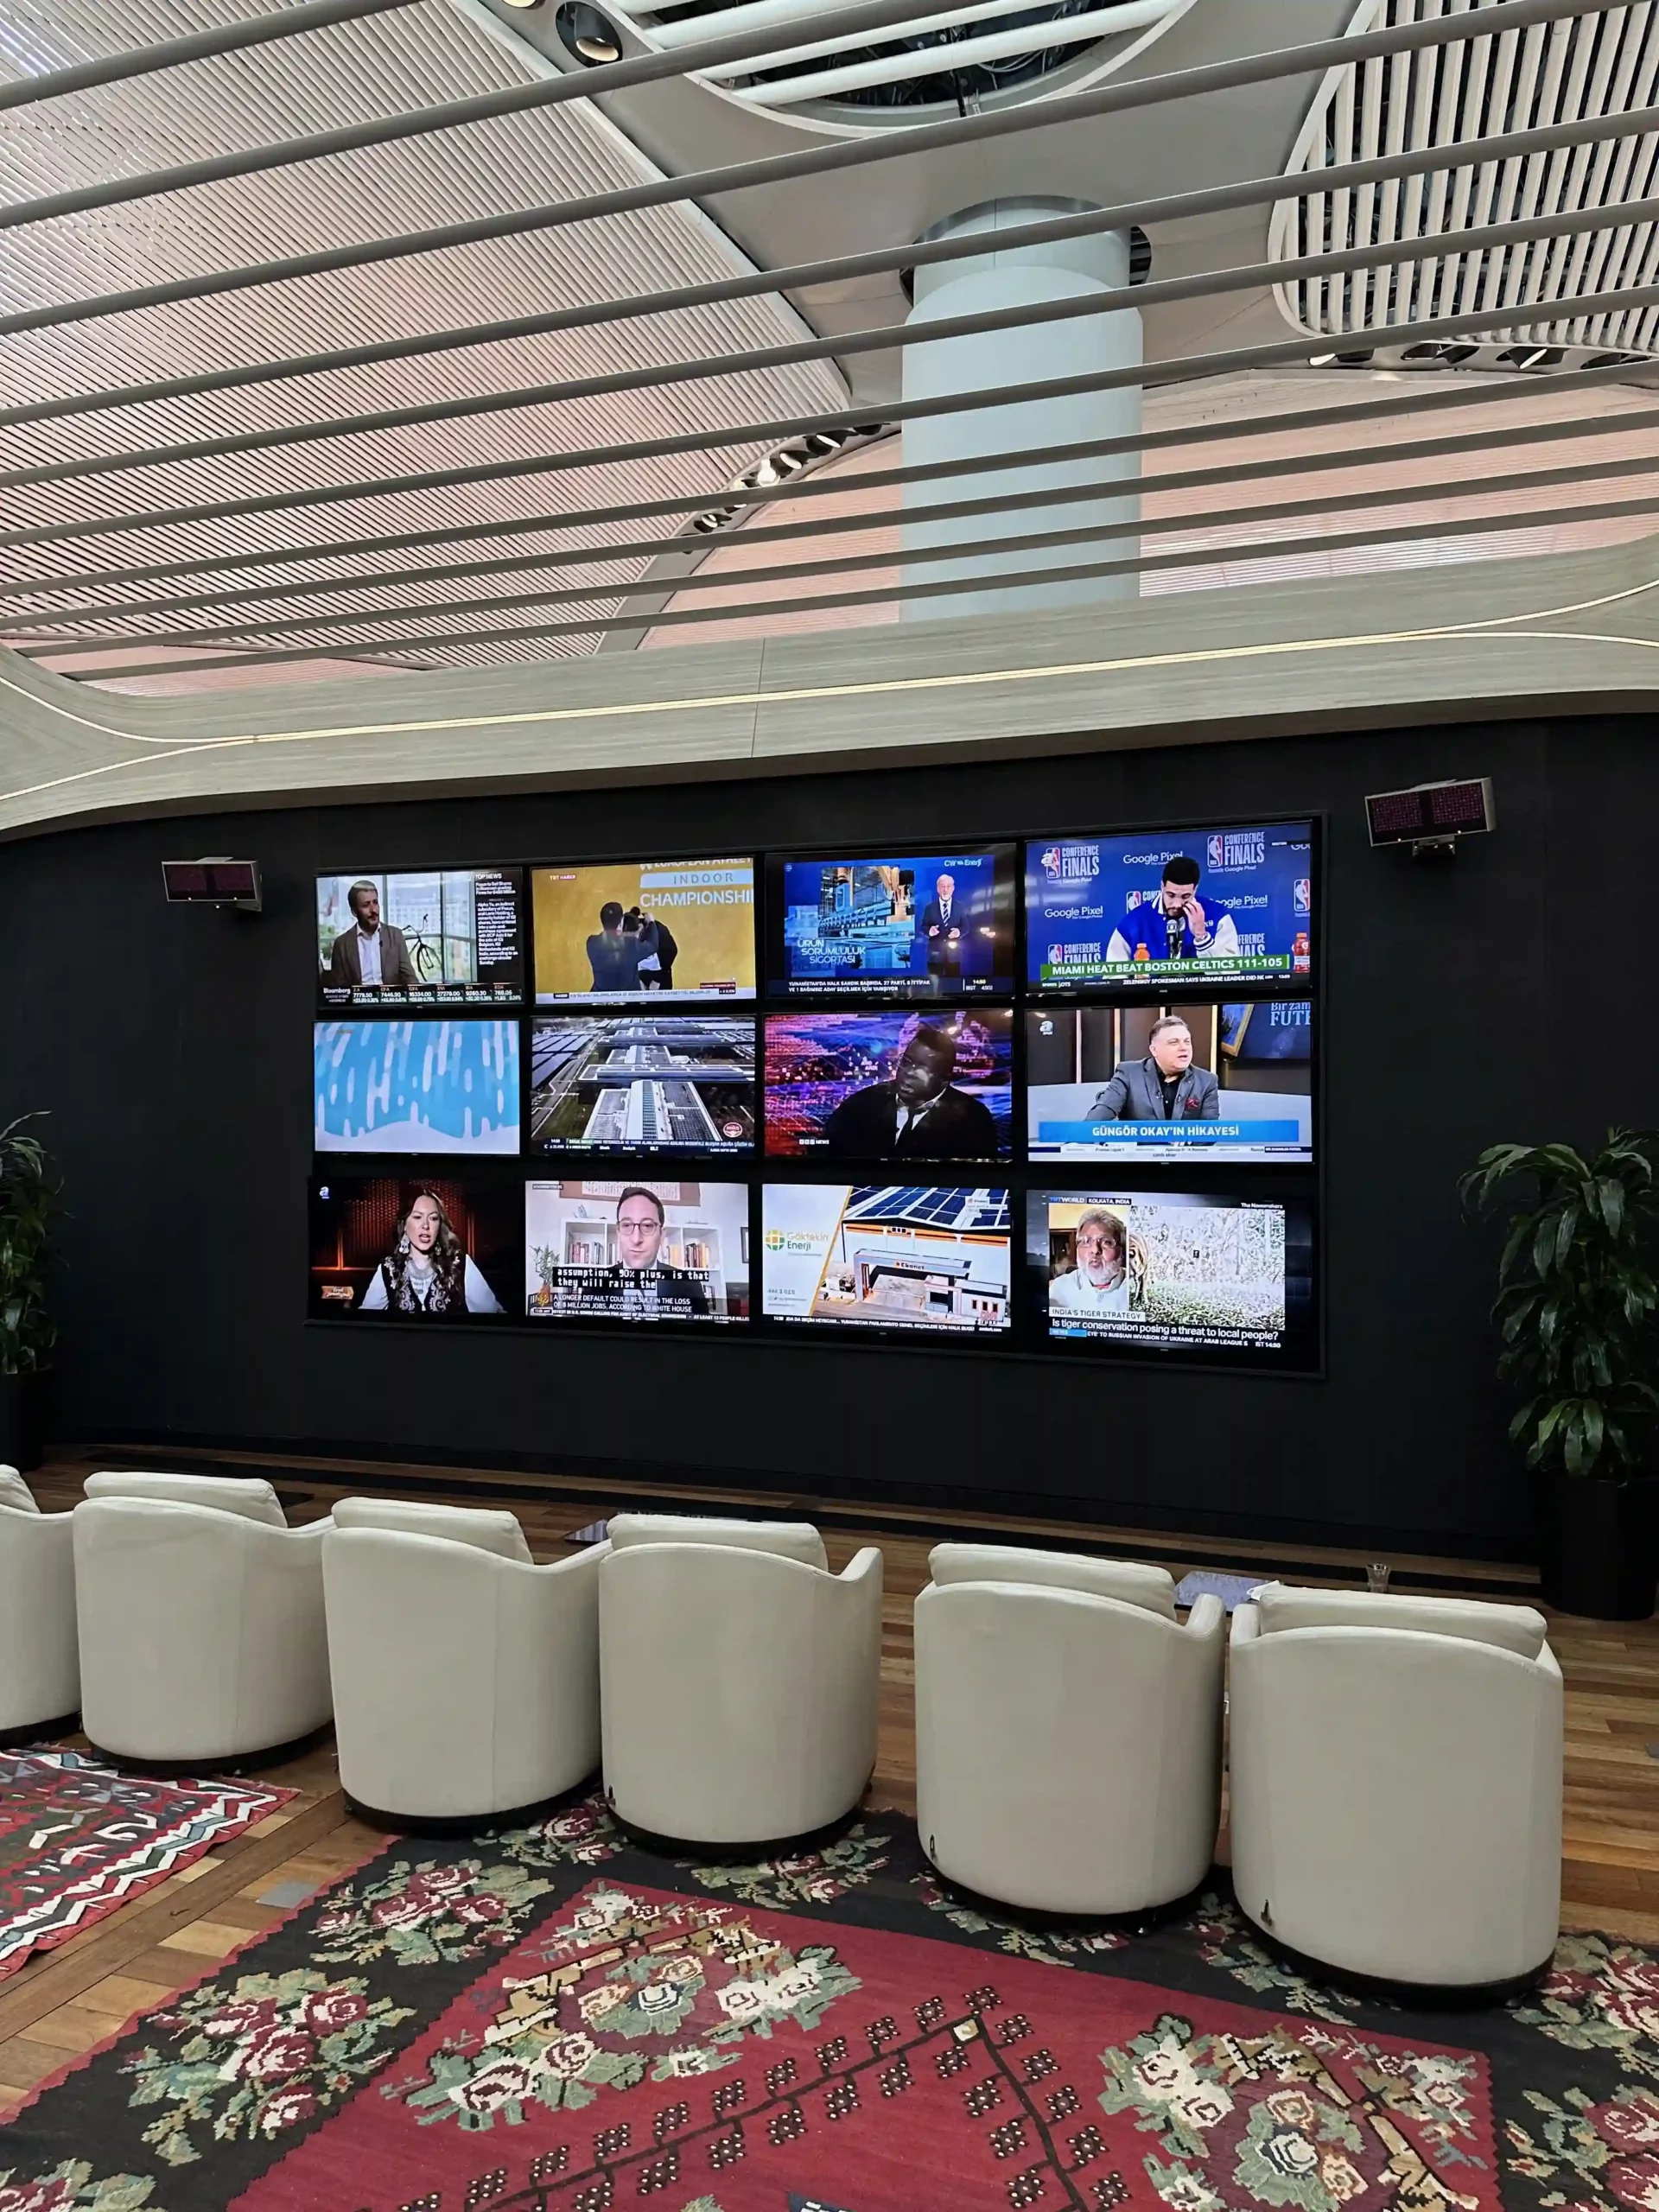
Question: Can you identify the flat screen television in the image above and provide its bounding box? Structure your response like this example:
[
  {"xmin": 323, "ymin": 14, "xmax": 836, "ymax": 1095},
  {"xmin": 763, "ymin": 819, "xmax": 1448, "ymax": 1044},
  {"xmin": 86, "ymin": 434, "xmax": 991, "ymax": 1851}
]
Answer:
[
  {"xmin": 766, "ymin": 846, "xmax": 1016, "ymax": 999},
  {"xmin": 763, "ymin": 1185, "xmax": 1012, "ymax": 1336},
  {"xmin": 532, "ymin": 857, "xmax": 756, "ymax": 1005},
  {"xmin": 1025, "ymin": 1001, "xmax": 1313, "ymax": 1163},
  {"xmin": 1025, "ymin": 821, "xmax": 1315, "ymax": 992},
  {"xmin": 308, "ymin": 1173, "xmax": 519, "ymax": 1319},
  {"xmin": 1026, "ymin": 1188, "xmax": 1318, "ymax": 1368},
  {"xmin": 529, "ymin": 1015, "xmax": 756, "ymax": 1155},
  {"xmin": 313, "ymin": 1020, "xmax": 521, "ymax": 1155},
  {"xmin": 524, "ymin": 1179, "xmax": 750, "ymax": 1322},
  {"xmin": 316, "ymin": 868, "xmax": 524, "ymax": 1007},
  {"xmin": 764, "ymin": 1009, "xmax": 1013, "ymax": 1161}
]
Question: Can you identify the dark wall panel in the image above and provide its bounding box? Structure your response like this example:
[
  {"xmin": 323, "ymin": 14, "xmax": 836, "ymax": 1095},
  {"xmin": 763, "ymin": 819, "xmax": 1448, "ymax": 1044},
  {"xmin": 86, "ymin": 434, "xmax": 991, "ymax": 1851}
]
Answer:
[{"xmin": 0, "ymin": 709, "xmax": 1637, "ymax": 1558}]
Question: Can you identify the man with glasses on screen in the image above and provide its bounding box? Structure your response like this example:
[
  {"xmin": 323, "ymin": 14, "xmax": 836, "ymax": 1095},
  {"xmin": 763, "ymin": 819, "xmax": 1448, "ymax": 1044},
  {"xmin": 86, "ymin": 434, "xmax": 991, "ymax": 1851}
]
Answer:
[
  {"xmin": 1050, "ymin": 1210, "xmax": 1134, "ymax": 1317},
  {"xmin": 327, "ymin": 880, "xmax": 419, "ymax": 994},
  {"xmin": 599, "ymin": 1186, "xmax": 711, "ymax": 1319}
]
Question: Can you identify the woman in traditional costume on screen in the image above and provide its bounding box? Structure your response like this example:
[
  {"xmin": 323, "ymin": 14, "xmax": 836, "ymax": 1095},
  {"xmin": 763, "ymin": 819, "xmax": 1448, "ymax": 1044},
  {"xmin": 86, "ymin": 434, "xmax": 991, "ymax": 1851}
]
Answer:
[{"xmin": 359, "ymin": 1190, "xmax": 504, "ymax": 1316}]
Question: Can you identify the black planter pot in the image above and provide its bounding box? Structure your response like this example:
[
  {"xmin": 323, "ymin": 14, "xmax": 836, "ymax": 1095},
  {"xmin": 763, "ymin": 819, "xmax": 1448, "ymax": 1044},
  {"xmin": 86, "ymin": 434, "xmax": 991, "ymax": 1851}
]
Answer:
[
  {"xmin": 0, "ymin": 1368, "xmax": 47, "ymax": 1473},
  {"xmin": 1531, "ymin": 1468, "xmax": 1659, "ymax": 1620}
]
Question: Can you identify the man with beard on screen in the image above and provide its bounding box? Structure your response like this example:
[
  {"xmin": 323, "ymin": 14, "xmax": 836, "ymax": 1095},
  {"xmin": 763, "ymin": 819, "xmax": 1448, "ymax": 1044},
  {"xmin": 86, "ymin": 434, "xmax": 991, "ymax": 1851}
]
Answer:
[
  {"xmin": 327, "ymin": 880, "xmax": 419, "ymax": 994},
  {"xmin": 1105, "ymin": 855, "xmax": 1242, "ymax": 967},
  {"xmin": 599, "ymin": 1186, "xmax": 711, "ymax": 1319},
  {"xmin": 1049, "ymin": 1208, "xmax": 1134, "ymax": 1318},
  {"xmin": 822, "ymin": 1024, "xmax": 997, "ymax": 1160}
]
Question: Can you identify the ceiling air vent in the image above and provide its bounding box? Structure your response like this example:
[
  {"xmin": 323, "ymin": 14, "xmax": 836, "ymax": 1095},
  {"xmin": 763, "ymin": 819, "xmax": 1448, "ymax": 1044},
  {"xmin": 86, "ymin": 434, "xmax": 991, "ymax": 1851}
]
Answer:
[{"xmin": 603, "ymin": 0, "xmax": 1193, "ymax": 127}]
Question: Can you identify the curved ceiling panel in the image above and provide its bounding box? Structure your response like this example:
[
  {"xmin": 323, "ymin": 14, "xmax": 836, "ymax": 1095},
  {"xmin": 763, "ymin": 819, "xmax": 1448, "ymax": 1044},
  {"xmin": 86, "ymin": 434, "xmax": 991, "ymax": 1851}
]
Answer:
[
  {"xmin": 0, "ymin": 0, "xmax": 849, "ymax": 678},
  {"xmin": 1272, "ymin": 0, "xmax": 1659, "ymax": 359}
]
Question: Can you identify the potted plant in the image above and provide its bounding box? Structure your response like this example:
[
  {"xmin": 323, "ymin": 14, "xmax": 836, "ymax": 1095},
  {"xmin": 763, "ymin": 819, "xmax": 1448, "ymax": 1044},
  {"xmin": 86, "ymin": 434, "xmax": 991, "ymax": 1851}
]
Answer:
[
  {"xmin": 1460, "ymin": 1128, "xmax": 1659, "ymax": 1619},
  {"xmin": 0, "ymin": 1113, "xmax": 58, "ymax": 1472}
]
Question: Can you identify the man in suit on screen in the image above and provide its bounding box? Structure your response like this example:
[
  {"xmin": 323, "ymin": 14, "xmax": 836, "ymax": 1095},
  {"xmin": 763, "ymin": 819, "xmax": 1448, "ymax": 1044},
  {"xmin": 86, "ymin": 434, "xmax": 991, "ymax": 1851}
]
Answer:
[
  {"xmin": 597, "ymin": 1186, "xmax": 711, "ymax": 1319},
  {"xmin": 919, "ymin": 871, "xmax": 965, "ymax": 978},
  {"xmin": 821, "ymin": 1025, "xmax": 997, "ymax": 1160},
  {"xmin": 1088, "ymin": 1016, "xmax": 1220, "ymax": 1124},
  {"xmin": 327, "ymin": 880, "xmax": 419, "ymax": 993}
]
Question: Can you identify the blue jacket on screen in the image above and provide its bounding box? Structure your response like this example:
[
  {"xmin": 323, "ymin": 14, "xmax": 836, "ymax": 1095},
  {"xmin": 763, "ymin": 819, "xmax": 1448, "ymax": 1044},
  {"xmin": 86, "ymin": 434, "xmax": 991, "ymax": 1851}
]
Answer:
[{"xmin": 1108, "ymin": 899, "xmax": 1239, "ymax": 963}]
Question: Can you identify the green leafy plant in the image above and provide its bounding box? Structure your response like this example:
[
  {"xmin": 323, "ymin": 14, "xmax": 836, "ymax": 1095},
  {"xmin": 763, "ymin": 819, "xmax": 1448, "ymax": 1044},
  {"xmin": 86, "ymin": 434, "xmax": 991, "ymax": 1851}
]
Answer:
[
  {"xmin": 1459, "ymin": 1128, "xmax": 1659, "ymax": 1479},
  {"xmin": 0, "ymin": 1112, "xmax": 59, "ymax": 1375}
]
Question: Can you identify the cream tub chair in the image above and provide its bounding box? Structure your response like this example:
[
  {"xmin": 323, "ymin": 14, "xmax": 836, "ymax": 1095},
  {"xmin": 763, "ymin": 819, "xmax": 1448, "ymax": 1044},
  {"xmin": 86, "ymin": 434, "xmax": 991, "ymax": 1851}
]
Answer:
[
  {"xmin": 600, "ymin": 1514, "xmax": 883, "ymax": 1846},
  {"xmin": 915, "ymin": 1543, "xmax": 1225, "ymax": 1914},
  {"xmin": 73, "ymin": 1471, "xmax": 332, "ymax": 1765},
  {"xmin": 0, "ymin": 1465, "xmax": 78, "ymax": 1738},
  {"xmin": 1228, "ymin": 1582, "xmax": 1563, "ymax": 1993},
  {"xmin": 324, "ymin": 1497, "xmax": 606, "ymax": 1821}
]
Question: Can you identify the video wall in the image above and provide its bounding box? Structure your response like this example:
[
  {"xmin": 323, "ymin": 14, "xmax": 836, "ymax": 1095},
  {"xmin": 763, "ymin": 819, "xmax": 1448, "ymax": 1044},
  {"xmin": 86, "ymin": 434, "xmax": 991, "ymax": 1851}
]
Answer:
[{"xmin": 308, "ymin": 822, "xmax": 1321, "ymax": 1371}]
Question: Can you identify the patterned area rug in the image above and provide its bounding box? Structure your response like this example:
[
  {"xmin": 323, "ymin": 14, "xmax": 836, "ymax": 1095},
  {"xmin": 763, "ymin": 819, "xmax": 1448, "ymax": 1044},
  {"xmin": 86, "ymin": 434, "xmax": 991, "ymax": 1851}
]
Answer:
[
  {"xmin": 0, "ymin": 1798, "xmax": 1656, "ymax": 2211},
  {"xmin": 0, "ymin": 1750, "xmax": 295, "ymax": 1982}
]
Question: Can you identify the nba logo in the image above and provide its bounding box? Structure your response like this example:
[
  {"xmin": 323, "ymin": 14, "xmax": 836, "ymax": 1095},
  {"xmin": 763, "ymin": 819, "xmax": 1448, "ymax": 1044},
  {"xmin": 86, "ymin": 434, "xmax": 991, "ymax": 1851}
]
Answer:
[
  {"xmin": 1294, "ymin": 877, "xmax": 1311, "ymax": 913},
  {"xmin": 1047, "ymin": 944, "xmax": 1065, "ymax": 967},
  {"xmin": 1127, "ymin": 889, "xmax": 1143, "ymax": 910},
  {"xmin": 1039, "ymin": 848, "xmax": 1062, "ymax": 878},
  {"xmin": 1206, "ymin": 835, "xmax": 1224, "ymax": 869}
]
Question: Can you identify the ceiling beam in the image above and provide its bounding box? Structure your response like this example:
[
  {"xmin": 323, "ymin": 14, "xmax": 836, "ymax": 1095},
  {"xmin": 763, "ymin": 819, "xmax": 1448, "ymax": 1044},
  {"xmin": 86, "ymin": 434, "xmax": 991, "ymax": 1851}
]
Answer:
[
  {"xmin": 9, "ymin": 265, "xmax": 1659, "ymax": 556},
  {"xmin": 1, "ymin": 98, "xmax": 1653, "ymax": 442},
  {"xmin": 11, "ymin": 394, "xmax": 1659, "ymax": 635},
  {"xmin": 10, "ymin": 359, "xmax": 1646, "ymax": 605},
  {"xmin": 38, "ymin": 486, "xmax": 1659, "ymax": 677},
  {"xmin": 0, "ymin": 0, "xmax": 1607, "ymax": 304},
  {"xmin": 22, "ymin": 442, "xmax": 1659, "ymax": 656}
]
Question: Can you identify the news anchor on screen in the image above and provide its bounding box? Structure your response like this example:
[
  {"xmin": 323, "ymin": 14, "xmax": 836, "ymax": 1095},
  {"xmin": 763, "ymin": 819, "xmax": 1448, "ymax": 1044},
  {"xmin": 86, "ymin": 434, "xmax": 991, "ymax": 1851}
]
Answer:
[
  {"xmin": 328, "ymin": 881, "xmax": 419, "ymax": 993},
  {"xmin": 822, "ymin": 1026, "xmax": 996, "ymax": 1159},
  {"xmin": 1107, "ymin": 855, "xmax": 1241, "ymax": 966},
  {"xmin": 1049, "ymin": 1210, "xmax": 1135, "ymax": 1316},
  {"xmin": 359, "ymin": 1191, "xmax": 504, "ymax": 1315},
  {"xmin": 600, "ymin": 1187, "xmax": 711, "ymax": 1319},
  {"xmin": 1089, "ymin": 1018, "xmax": 1220, "ymax": 1124},
  {"xmin": 919, "ymin": 871, "xmax": 966, "ymax": 977}
]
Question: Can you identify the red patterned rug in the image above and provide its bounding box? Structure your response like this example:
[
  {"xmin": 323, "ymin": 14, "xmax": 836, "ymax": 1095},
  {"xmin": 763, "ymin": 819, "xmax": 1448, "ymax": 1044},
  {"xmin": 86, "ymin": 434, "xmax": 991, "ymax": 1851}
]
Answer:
[
  {"xmin": 0, "ymin": 1796, "xmax": 1656, "ymax": 2212},
  {"xmin": 0, "ymin": 1748, "xmax": 295, "ymax": 1981}
]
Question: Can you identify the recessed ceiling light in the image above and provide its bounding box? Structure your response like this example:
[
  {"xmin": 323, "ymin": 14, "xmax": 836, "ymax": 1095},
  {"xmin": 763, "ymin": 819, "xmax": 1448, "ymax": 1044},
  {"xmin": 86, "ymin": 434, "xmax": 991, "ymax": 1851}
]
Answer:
[{"xmin": 555, "ymin": 0, "xmax": 623, "ymax": 61}]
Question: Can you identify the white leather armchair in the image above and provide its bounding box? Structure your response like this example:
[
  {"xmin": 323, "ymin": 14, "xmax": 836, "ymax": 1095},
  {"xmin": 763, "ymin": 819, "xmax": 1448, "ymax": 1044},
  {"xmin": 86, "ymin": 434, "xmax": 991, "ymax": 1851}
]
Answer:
[
  {"xmin": 0, "ymin": 1465, "xmax": 78, "ymax": 1738},
  {"xmin": 915, "ymin": 1544, "xmax": 1224, "ymax": 1914},
  {"xmin": 600, "ymin": 1515, "xmax": 882, "ymax": 1846},
  {"xmin": 73, "ymin": 1471, "xmax": 332, "ymax": 1765},
  {"xmin": 1229, "ymin": 1583, "xmax": 1564, "ymax": 1991},
  {"xmin": 324, "ymin": 1497, "xmax": 606, "ymax": 1821}
]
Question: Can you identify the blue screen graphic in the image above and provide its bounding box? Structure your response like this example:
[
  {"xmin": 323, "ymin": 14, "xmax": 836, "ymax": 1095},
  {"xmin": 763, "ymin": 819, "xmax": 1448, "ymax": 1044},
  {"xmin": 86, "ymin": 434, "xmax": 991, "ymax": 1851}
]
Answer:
[
  {"xmin": 778, "ymin": 850, "xmax": 1012, "ymax": 997},
  {"xmin": 314, "ymin": 1020, "xmax": 521, "ymax": 1154},
  {"xmin": 1025, "ymin": 822, "xmax": 1314, "ymax": 989}
]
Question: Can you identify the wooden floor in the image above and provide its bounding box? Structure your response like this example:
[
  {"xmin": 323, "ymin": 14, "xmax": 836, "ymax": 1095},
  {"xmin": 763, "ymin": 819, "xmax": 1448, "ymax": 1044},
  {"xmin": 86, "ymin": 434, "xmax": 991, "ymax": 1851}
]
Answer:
[{"xmin": 3, "ymin": 1446, "xmax": 1657, "ymax": 2121}]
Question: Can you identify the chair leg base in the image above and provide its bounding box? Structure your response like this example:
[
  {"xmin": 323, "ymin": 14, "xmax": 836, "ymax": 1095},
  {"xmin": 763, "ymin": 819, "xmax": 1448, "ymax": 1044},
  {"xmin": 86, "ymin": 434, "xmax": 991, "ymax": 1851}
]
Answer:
[
  {"xmin": 1237, "ymin": 1910, "xmax": 1556, "ymax": 2011},
  {"xmin": 82, "ymin": 1723, "xmax": 334, "ymax": 1780},
  {"xmin": 0, "ymin": 1711, "xmax": 79, "ymax": 1751},
  {"xmin": 607, "ymin": 1798, "xmax": 870, "ymax": 1863},
  {"xmin": 343, "ymin": 1770, "xmax": 601, "ymax": 1837},
  {"xmin": 922, "ymin": 1851, "xmax": 1214, "ymax": 1936}
]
